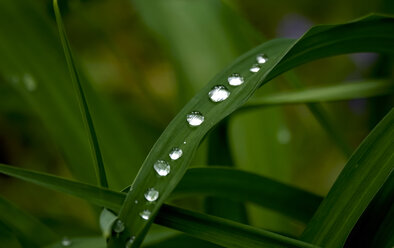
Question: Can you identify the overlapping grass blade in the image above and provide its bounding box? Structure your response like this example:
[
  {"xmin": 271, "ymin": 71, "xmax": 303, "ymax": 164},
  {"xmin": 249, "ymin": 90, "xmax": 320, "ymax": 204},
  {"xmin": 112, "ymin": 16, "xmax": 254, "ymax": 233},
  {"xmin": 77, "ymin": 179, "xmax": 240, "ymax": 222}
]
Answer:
[
  {"xmin": 0, "ymin": 164, "xmax": 317, "ymax": 248},
  {"xmin": 301, "ymin": 108, "xmax": 394, "ymax": 247},
  {"xmin": 46, "ymin": 237, "xmax": 105, "ymax": 248},
  {"xmin": 0, "ymin": 196, "xmax": 58, "ymax": 247},
  {"xmin": 110, "ymin": 15, "xmax": 394, "ymax": 247},
  {"xmin": 244, "ymin": 80, "xmax": 393, "ymax": 108},
  {"xmin": 0, "ymin": 164, "xmax": 321, "ymax": 222},
  {"xmin": 53, "ymin": 0, "xmax": 107, "ymax": 188}
]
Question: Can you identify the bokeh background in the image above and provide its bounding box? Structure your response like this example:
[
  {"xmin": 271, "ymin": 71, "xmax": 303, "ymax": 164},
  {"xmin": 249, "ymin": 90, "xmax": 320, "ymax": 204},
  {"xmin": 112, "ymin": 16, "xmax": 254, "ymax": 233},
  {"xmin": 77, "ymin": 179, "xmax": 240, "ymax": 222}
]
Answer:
[{"xmin": 0, "ymin": 0, "xmax": 393, "ymax": 246}]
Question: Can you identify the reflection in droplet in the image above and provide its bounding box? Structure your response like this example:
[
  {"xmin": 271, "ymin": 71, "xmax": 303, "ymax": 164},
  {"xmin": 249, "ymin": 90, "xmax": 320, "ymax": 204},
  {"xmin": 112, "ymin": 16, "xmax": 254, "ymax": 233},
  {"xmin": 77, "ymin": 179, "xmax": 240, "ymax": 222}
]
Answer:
[
  {"xmin": 250, "ymin": 64, "xmax": 261, "ymax": 73},
  {"xmin": 125, "ymin": 237, "xmax": 135, "ymax": 248},
  {"xmin": 169, "ymin": 147, "xmax": 183, "ymax": 160},
  {"xmin": 23, "ymin": 74, "xmax": 37, "ymax": 91},
  {"xmin": 61, "ymin": 237, "xmax": 72, "ymax": 247},
  {"xmin": 145, "ymin": 188, "xmax": 159, "ymax": 202},
  {"xmin": 140, "ymin": 210, "xmax": 151, "ymax": 220},
  {"xmin": 113, "ymin": 219, "xmax": 125, "ymax": 233},
  {"xmin": 277, "ymin": 127, "xmax": 291, "ymax": 144},
  {"xmin": 208, "ymin": 85, "xmax": 230, "ymax": 102},
  {"xmin": 227, "ymin": 73, "xmax": 244, "ymax": 86},
  {"xmin": 186, "ymin": 111, "xmax": 204, "ymax": 127},
  {"xmin": 154, "ymin": 160, "xmax": 170, "ymax": 176},
  {"xmin": 256, "ymin": 54, "xmax": 268, "ymax": 64}
]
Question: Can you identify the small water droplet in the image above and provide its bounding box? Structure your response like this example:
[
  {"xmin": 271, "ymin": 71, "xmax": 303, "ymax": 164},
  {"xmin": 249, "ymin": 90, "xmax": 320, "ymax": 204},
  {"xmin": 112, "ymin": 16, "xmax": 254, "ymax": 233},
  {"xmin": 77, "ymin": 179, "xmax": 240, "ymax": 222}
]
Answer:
[
  {"xmin": 154, "ymin": 160, "xmax": 170, "ymax": 176},
  {"xmin": 183, "ymin": 141, "xmax": 187, "ymax": 144},
  {"xmin": 23, "ymin": 74, "xmax": 37, "ymax": 91},
  {"xmin": 169, "ymin": 147, "xmax": 183, "ymax": 160},
  {"xmin": 112, "ymin": 219, "xmax": 125, "ymax": 233},
  {"xmin": 134, "ymin": 200, "xmax": 138, "ymax": 204},
  {"xmin": 227, "ymin": 73, "xmax": 244, "ymax": 86},
  {"xmin": 186, "ymin": 111, "xmax": 204, "ymax": 126},
  {"xmin": 140, "ymin": 210, "xmax": 151, "ymax": 220},
  {"xmin": 256, "ymin": 54, "xmax": 268, "ymax": 64},
  {"xmin": 125, "ymin": 237, "xmax": 135, "ymax": 248},
  {"xmin": 208, "ymin": 85, "xmax": 230, "ymax": 102},
  {"xmin": 145, "ymin": 188, "xmax": 159, "ymax": 202},
  {"xmin": 250, "ymin": 64, "xmax": 261, "ymax": 73},
  {"xmin": 277, "ymin": 127, "xmax": 291, "ymax": 144},
  {"xmin": 61, "ymin": 237, "xmax": 72, "ymax": 247}
]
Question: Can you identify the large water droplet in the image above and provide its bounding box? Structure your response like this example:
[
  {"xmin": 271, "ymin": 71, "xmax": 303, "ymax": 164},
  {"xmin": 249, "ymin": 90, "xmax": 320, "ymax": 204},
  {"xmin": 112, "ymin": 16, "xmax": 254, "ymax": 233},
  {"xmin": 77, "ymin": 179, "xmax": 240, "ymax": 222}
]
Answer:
[
  {"xmin": 23, "ymin": 74, "xmax": 37, "ymax": 91},
  {"xmin": 61, "ymin": 237, "xmax": 72, "ymax": 247},
  {"xmin": 154, "ymin": 160, "xmax": 170, "ymax": 176},
  {"xmin": 249, "ymin": 64, "xmax": 261, "ymax": 73},
  {"xmin": 227, "ymin": 73, "xmax": 244, "ymax": 86},
  {"xmin": 169, "ymin": 147, "xmax": 183, "ymax": 160},
  {"xmin": 208, "ymin": 85, "xmax": 230, "ymax": 102},
  {"xmin": 125, "ymin": 237, "xmax": 135, "ymax": 248},
  {"xmin": 112, "ymin": 219, "xmax": 125, "ymax": 233},
  {"xmin": 140, "ymin": 210, "xmax": 151, "ymax": 220},
  {"xmin": 256, "ymin": 54, "xmax": 268, "ymax": 64},
  {"xmin": 145, "ymin": 188, "xmax": 159, "ymax": 202},
  {"xmin": 186, "ymin": 111, "xmax": 204, "ymax": 126}
]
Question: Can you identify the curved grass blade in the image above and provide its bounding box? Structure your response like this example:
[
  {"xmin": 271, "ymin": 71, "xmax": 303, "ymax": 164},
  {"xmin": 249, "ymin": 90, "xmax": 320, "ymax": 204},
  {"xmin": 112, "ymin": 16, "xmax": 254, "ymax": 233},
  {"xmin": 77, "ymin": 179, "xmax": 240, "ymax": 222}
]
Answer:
[
  {"xmin": 175, "ymin": 167, "xmax": 322, "ymax": 223},
  {"xmin": 110, "ymin": 14, "xmax": 394, "ymax": 247},
  {"xmin": 0, "ymin": 165, "xmax": 316, "ymax": 248},
  {"xmin": 0, "ymin": 163, "xmax": 321, "ymax": 223},
  {"xmin": 53, "ymin": 0, "xmax": 107, "ymax": 187},
  {"xmin": 243, "ymin": 80, "xmax": 393, "ymax": 107},
  {"xmin": 0, "ymin": 196, "xmax": 59, "ymax": 247},
  {"xmin": 156, "ymin": 205, "xmax": 319, "ymax": 248},
  {"xmin": 300, "ymin": 108, "xmax": 394, "ymax": 247}
]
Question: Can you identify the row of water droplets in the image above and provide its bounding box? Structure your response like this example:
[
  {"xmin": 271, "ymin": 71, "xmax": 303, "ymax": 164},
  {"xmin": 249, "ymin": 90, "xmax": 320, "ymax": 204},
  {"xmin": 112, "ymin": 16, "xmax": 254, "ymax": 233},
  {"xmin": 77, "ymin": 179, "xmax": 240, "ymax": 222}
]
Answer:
[
  {"xmin": 8, "ymin": 74, "xmax": 37, "ymax": 92},
  {"xmin": 111, "ymin": 53, "xmax": 268, "ymax": 247}
]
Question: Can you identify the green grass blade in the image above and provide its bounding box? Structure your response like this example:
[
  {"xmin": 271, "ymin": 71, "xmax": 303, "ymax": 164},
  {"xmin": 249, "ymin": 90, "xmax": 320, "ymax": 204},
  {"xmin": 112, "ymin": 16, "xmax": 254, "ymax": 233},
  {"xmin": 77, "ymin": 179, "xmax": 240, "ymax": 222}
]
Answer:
[
  {"xmin": 110, "ymin": 15, "xmax": 394, "ymax": 247},
  {"xmin": 244, "ymin": 80, "xmax": 393, "ymax": 107},
  {"xmin": 175, "ymin": 167, "xmax": 322, "ymax": 223},
  {"xmin": 155, "ymin": 205, "xmax": 319, "ymax": 248},
  {"xmin": 46, "ymin": 237, "xmax": 106, "ymax": 248},
  {"xmin": 0, "ymin": 196, "xmax": 59, "ymax": 247},
  {"xmin": 0, "ymin": 164, "xmax": 317, "ymax": 248},
  {"xmin": 0, "ymin": 163, "xmax": 321, "ymax": 223},
  {"xmin": 300, "ymin": 108, "xmax": 394, "ymax": 247},
  {"xmin": 52, "ymin": 0, "xmax": 107, "ymax": 188}
]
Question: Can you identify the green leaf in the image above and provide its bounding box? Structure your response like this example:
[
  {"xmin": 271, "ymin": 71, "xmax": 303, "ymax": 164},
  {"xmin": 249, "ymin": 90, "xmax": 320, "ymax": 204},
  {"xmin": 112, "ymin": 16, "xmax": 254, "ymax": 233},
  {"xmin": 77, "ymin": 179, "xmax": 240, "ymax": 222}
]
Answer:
[
  {"xmin": 243, "ymin": 80, "xmax": 393, "ymax": 107},
  {"xmin": 111, "ymin": 14, "xmax": 394, "ymax": 247},
  {"xmin": 0, "ymin": 164, "xmax": 318, "ymax": 248},
  {"xmin": 174, "ymin": 167, "xmax": 322, "ymax": 223},
  {"xmin": 300, "ymin": 108, "xmax": 394, "ymax": 247},
  {"xmin": 155, "ymin": 205, "xmax": 319, "ymax": 248},
  {"xmin": 0, "ymin": 196, "xmax": 58, "ymax": 247},
  {"xmin": 46, "ymin": 237, "xmax": 106, "ymax": 248},
  {"xmin": 53, "ymin": 0, "xmax": 107, "ymax": 188},
  {"xmin": 0, "ymin": 163, "xmax": 320, "ymax": 223}
]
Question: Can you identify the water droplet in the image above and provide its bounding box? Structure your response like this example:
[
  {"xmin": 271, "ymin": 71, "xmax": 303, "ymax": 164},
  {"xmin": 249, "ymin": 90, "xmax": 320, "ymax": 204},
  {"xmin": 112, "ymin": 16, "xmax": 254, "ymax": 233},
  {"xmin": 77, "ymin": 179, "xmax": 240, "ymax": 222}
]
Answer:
[
  {"xmin": 186, "ymin": 111, "xmax": 204, "ymax": 126},
  {"xmin": 208, "ymin": 85, "xmax": 230, "ymax": 102},
  {"xmin": 169, "ymin": 147, "xmax": 183, "ymax": 160},
  {"xmin": 140, "ymin": 210, "xmax": 151, "ymax": 220},
  {"xmin": 154, "ymin": 160, "xmax": 170, "ymax": 176},
  {"xmin": 277, "ymin": 127, "xmax": 291, "ymax": 144},
  {"xmin": 144, "ymin": 188, "xmax": 159, "ymax": 202},
  {"xmin": 250, "ymin": 64, "xmax": 261, "ymax": 73},
  {"xmin": 112, "ymin": 219, "xmax": 125, "ymax": 233},
  {"xmin": 61, "ymin": 237, "xmax": 72, "ymax": 247},
  {"xmin": 125, "ymin": 237, "xmax": 135, "ymax": 248},
  {"xmin": 183, "ymin": 141, "xmax": 187, "ymax": 144},
  {"xmin": 23, "ymin": 74, "xmax": 37, "ymax": 91},
  {"xmin": 134, "ymin": 200, "xmax": 138, "ymax": 204},
  {"xmin": 227, "ymin": 73, "xmax": 244, "ymax": 86},
  {"xmin": 256, "ymin": 54, "xmax": 268, "ymax": 64}
]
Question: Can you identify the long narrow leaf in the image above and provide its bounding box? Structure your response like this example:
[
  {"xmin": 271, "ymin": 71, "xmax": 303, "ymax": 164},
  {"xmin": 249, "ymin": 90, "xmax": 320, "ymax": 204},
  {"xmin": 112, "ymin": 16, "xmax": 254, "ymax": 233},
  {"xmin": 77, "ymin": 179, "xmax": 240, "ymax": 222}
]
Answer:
[
  {"xmin": 111, "ymin": 14, "xmax": 394, "ymax": 247},
  {"xmin": 300, "ymin": 108, "xmax": 394, "ymax": 247},
  {"xmin": 53, "ymin": 0, "xmax": 107, "ymax": 187},
  {"xmin": 244, "ymin": 80, "xmax": 393, "ymax": 107}
]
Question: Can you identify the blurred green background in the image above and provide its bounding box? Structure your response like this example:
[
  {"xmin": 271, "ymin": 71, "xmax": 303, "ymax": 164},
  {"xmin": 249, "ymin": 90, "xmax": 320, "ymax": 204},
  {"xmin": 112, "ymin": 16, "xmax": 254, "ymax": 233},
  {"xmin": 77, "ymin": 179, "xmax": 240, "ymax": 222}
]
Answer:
[{"xmin": 0, "ymin": 0, "xmax": 393, "ymax": 245}]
